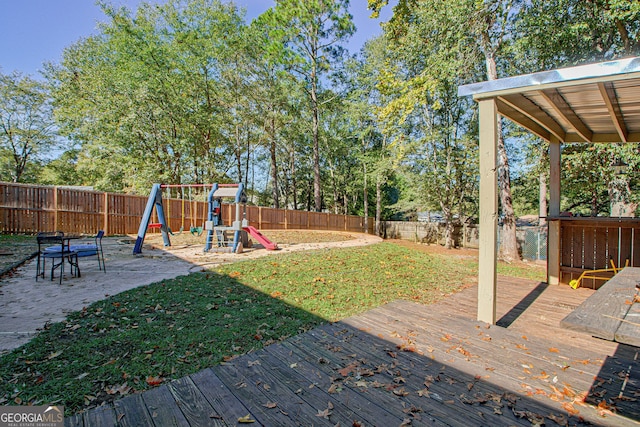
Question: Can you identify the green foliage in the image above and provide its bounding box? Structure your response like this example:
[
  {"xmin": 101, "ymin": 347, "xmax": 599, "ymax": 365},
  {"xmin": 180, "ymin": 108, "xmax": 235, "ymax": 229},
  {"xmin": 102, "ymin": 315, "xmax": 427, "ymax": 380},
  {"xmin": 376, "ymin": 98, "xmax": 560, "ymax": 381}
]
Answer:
[{"xmin": 0, "ymin": 71, "xmax": 57, "ymax": 183}]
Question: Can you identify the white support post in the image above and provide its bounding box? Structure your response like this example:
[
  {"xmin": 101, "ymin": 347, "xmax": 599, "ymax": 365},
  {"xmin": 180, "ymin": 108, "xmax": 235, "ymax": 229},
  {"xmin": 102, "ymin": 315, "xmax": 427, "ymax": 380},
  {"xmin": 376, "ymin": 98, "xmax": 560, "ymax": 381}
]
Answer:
[
  {"xmin": 548, "ymin": 136, "xmax": 561, "ymax": 285},
  {"xmin": 478, "ymin": 98, "xmax": 498, "ymax": 324}
]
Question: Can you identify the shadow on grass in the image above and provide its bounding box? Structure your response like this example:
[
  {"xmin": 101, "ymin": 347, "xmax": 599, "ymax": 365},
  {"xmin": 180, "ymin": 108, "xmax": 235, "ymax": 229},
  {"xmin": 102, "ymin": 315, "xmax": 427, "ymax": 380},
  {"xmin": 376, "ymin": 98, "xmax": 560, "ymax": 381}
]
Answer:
[{"xmin": 0, "ymin": 271, "xmax": 325, "ymax": 414}]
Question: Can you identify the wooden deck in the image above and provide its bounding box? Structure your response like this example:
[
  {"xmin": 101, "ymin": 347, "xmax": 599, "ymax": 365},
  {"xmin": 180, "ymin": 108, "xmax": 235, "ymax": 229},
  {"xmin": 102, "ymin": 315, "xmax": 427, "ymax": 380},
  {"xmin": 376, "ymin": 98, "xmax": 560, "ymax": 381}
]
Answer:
[{"xmin": 66, "ymin": 277, "xmax": 640, "ymax": 426}]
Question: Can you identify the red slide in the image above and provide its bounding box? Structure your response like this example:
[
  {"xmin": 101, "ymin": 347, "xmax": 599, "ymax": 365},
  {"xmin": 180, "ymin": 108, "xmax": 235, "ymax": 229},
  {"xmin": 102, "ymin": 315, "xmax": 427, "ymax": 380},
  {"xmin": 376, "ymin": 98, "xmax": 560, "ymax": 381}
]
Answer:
[{"xmin": 243, "ymin": 226, "xmax": 278, "ymax": 250}]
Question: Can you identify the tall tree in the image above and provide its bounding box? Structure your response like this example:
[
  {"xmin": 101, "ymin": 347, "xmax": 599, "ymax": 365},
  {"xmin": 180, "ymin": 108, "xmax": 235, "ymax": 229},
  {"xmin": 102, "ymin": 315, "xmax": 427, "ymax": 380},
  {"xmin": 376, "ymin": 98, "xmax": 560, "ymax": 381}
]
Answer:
[
  {"xmin": 0, "ymin": 71, "xmax": 57, "ymax": 183},
  {"xmin": 49, "ymin": 0, "xmax": 245, "ymax": 192},
  {"xmin": 272, "ymin": 0, "xmax": 355, "ymax": 211},
  {"xmin": 370, "ymin": 0, "xmax": 482, "ymax": 247}
]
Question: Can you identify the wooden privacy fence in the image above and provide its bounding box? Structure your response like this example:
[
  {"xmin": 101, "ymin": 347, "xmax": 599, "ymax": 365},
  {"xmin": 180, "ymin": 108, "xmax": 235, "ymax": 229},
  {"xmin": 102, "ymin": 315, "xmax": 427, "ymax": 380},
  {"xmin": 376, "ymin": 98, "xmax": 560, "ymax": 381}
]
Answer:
[
  {"xmin": 0, "ymin": 182, "xmax": 374, "ymax": 235},
  {"xmin": 556, "ymin": 217, "xmax": 640, "ymax": 288}
]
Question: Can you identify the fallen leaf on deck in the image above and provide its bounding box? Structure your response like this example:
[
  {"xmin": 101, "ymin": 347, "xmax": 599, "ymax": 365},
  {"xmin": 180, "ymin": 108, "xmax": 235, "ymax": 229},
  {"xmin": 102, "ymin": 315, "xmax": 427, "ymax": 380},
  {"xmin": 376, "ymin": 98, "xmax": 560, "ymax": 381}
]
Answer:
[
  {"xmin": 547, "ymin": 413, "xmax": 568, "ymax": 426},
  {"xmin": 549, "ymin": 347, "xmax": 559, "ymax": 353},
  {"xmin": 316, "ymin": 408, "xmax": 331, "ymax": 419},
  {"xmin": 248, "ymin": 360, "xmax": 261, "ymax": 367},
  {"xmin": 339, "ymin": 363, "xmax": 358, "ymax": 377},
  {"xmin": 328, "ymin": 384, "xmax": 341, "ymax": 394},
  {"xmin": 417, "ymin": 388, "xmax": 430, "ymax": 397},
  {"xmin": 263, "ymin": 402, "xmax": 277, "ymax": 409},
  {"xmin": 393, "ymin": 387, "xmax": 409, "ymax": 396},
  {"xmin": 237, "ymin": 414, "xmax": 255, "ymax": 423},
  {"xmin": 561, "ymin": 401, "xmax": 579, "ymax": 416}
]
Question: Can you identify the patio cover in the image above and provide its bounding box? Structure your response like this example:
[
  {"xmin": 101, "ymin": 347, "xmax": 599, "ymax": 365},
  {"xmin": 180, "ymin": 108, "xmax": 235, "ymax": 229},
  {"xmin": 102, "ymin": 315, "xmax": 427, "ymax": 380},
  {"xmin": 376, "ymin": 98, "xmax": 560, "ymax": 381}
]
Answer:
[{"xmin": 458, "ymin": 56, "xmax": 640, "ymax": 324}]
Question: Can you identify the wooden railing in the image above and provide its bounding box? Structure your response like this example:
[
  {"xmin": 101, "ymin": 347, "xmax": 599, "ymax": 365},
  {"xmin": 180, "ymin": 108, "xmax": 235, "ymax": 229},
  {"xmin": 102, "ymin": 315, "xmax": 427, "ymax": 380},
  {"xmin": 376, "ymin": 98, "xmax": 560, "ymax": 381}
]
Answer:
[
  {"xmin": 0, "ymin": 182, "xmax": 374, "ymax": 235},
  {"xmin": 556, "ymin": 217, "xmax": 640, "ymax": 288}
]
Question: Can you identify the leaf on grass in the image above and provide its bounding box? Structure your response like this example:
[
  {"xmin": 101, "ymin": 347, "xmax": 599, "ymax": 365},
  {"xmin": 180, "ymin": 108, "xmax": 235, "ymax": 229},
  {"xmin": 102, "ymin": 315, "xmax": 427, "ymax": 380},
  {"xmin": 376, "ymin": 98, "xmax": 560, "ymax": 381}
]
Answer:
[
  {"xmin": 47, "ymin": 350, "xmax": 63, "ymax": 360},
  {"xmin": 237, "ymin": 414, "xmax": 255, "ymax": 423},
  {"xmin": 270, "ymin": 291, "xmax": 283, "ymax": 298},
  {"xmin": 263, "ymin": 402, "xmax": 277, "ymax": 409},
  {"xmin": 146, "ymin": 376, "xmax": 163, "ymax": 386}
]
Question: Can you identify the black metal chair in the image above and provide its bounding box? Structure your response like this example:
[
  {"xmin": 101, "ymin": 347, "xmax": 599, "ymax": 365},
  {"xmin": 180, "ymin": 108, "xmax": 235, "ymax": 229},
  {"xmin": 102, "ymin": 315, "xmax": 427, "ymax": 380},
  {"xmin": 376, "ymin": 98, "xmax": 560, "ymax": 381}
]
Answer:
[
  {"xmin": 36, "ymin": 232, "xmax": 79, "ymax": 284},
  {"xmin": 69, "ymin": 230, "xmax": 106, "ymax": 272}
]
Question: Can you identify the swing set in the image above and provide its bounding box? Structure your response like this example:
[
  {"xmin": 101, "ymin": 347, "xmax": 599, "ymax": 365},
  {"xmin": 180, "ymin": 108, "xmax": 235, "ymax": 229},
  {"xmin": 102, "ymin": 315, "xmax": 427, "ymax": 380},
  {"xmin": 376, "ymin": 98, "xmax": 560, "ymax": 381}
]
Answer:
[
  {"xmin": 133, "ymin": 183, "xmax": 211, "ymax": 254},
  {"xmin": 146, "ymin": 185, "xmax": 207, "ymax": 235},
  {"xmin": 133, "ymin": 183, "xmax": 277, "ymax": 255}
]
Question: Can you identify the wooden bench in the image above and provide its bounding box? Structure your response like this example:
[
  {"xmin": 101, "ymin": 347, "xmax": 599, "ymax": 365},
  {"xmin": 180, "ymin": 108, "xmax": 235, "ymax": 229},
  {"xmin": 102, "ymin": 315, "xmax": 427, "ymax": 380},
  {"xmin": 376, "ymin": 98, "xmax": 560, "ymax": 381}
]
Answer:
[{"xmin": 560, "ymin": 266, "xmax": 640, "ymax": 347}]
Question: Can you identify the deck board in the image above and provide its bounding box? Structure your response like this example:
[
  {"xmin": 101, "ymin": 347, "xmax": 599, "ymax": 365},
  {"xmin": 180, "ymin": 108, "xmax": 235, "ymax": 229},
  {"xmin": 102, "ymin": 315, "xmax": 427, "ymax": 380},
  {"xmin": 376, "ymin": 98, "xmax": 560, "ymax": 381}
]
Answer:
[
  {"xmin": 66, "ymin": 276, "xmax": 640, "ymax": 426},
  {"xmin": 561, "ymin": 267, "xmax": 639, "ymax": 342},
  {"xmin": 142, "ymin": 385, "xmax": 190, "ymax": 426}
]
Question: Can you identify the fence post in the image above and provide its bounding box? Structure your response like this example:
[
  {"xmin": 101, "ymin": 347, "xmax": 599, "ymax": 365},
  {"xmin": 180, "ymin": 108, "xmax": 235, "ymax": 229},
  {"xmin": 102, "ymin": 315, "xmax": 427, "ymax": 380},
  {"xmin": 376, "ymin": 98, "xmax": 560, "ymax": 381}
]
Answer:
[
  {"xmin": 259, "ymin": 206, "xmax": 263, "ymax": 229},
  {"xmin": 284, "ymin": 208, "xmax": 288, "ymax": 230},
  {"xmin": 53, "ymin": 186, "xmax": 59, "ymax": 232},
  {"xmin": 103, "ymin": 192, "xmax": 109, "ymax": 235}
]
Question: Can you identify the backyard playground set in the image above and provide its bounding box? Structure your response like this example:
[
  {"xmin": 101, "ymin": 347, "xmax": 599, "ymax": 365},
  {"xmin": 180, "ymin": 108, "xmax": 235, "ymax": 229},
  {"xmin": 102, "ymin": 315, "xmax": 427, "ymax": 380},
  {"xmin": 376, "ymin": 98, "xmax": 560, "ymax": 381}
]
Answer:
[{"xmin": 132, "ymin": 183, "xmax": 277, "ymax": 255}]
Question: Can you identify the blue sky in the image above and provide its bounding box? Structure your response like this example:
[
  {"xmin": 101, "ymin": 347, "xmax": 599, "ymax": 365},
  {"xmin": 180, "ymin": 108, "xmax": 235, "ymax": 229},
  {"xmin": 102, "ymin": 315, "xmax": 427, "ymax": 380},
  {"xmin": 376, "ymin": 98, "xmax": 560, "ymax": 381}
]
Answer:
[{"xmin": 0, "ymin": 0, "xmax": 393, "ymax": 78}]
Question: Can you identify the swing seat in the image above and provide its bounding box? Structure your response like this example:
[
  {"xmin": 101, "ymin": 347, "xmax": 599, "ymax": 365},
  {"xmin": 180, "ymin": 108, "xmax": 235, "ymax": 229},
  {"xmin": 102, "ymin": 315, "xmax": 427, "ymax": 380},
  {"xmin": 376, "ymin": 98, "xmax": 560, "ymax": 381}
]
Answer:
[
  {"xmin": 148, "ymin": 223, "xmax": 162, "ymax": 229},
  {"xmin": 190, "ymin": 226, "xmax": 203, "ymax": 236}
]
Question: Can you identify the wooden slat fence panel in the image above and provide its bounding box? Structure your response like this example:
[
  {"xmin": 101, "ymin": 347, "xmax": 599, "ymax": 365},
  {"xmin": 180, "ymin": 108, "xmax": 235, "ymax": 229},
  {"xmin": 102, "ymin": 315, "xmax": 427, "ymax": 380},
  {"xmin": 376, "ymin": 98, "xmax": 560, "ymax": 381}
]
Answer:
[
  {"xmin": 558, "ymin": 218, "xmax": 640, "ymax": 287},
  {"xmin": 286, "ymin": 210, "xmax": 308, "ymax": 229},
  {"xmin": 0, "ymin": 182, "xmax": 373, "ymax": 236}
]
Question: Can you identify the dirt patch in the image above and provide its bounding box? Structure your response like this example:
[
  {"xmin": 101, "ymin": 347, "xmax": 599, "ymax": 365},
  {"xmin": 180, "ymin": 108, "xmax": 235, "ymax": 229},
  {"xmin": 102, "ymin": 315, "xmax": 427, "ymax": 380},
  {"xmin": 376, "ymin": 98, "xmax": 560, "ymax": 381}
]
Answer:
[
  {"xmin": 0, "ymin": 240, "xmax": 38, "ymax": 278},
  {"xmin": 390, "ymin": 239, "xmax": 479, "ymax": 258}
]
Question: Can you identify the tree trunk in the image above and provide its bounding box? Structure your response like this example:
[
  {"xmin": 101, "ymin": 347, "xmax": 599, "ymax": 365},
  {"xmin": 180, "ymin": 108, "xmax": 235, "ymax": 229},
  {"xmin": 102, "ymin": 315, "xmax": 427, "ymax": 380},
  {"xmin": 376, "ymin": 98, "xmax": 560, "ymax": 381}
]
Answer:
[
  {"xmin": 497, "ymin": 121, "xmax": 519, "ymax": 261},
  {"xmin": 363, "ymin": 163, "xmax": 369, "ymax": 233},
  {"xmin": 482, "ymin": 36, "xmax": 519, "ymax": 262},
  {"xmin": 442, "ymin": 205, "xmax": 454, "ymax": 249},
  {"xmin": 311, "ymin": 61, "xmax": 322, "ymax": 212},
  {"xmin": 538, "ymin": 145, "xmax": 548, "ymax": 227},
  {"xmin": 269, "ymin": 117, "xmax": 279, "ymax": 209},
  {"xmin": 376, "ymin": 176, "xmax": 382, "ymax": 236},
  {"xmin": 234, "ymin": 124, "xmax": 243, "ymax": 185},
  {"xmin": 290, "ymin": 150, "xmax": 298, "ymax": 210}
]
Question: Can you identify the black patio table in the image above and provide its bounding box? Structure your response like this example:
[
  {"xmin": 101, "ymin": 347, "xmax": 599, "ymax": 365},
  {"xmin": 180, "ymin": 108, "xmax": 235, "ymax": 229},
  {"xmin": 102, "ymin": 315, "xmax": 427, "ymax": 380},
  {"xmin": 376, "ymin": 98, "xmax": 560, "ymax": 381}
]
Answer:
[{"xmin": 36, "ymin": 232, "xmax": 82, "ymax": 283}]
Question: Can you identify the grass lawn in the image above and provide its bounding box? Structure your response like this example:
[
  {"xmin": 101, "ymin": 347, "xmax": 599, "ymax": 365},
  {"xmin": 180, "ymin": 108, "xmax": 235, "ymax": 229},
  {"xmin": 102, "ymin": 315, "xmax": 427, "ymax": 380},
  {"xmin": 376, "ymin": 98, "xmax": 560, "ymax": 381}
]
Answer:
[{"xmin": 0, "ymin": 241, "xmax": 545, "ymax": 414}]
